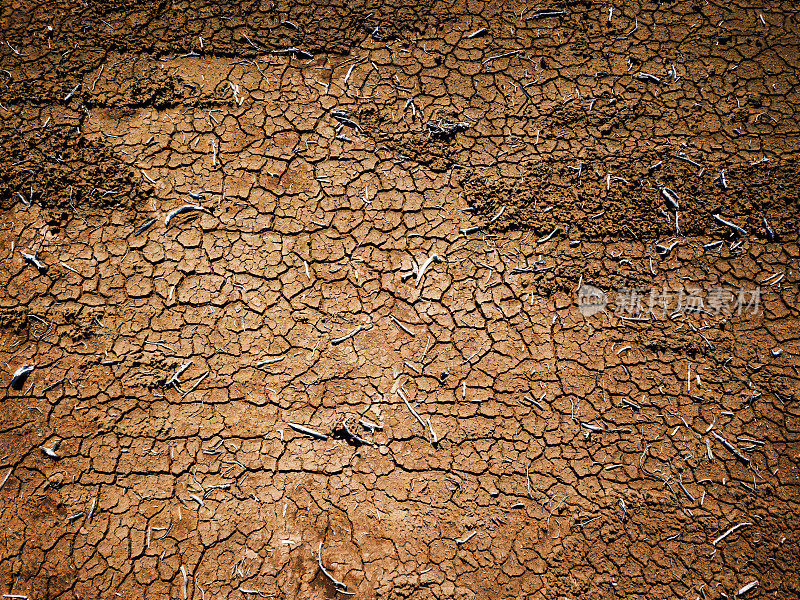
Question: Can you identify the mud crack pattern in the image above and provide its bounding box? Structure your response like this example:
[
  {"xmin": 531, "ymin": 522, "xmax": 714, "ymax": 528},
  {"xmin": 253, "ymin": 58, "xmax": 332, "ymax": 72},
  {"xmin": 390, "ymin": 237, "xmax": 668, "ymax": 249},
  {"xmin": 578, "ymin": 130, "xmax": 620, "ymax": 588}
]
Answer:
[{"xmin": 1, "ymin": 1, "xmax": 799, "ymax": 599}]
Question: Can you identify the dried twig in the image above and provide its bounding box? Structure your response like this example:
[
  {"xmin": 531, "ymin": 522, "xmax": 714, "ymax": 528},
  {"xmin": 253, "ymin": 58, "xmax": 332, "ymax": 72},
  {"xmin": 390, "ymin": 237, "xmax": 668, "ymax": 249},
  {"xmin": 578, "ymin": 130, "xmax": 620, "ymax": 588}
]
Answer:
[
  {"xmin": 287, "ymin": 422, "xmax": 328, "ymax": 441},
  {"xmin": 317, "ymin": 542, "xmax": 347, "ymax": 591}
]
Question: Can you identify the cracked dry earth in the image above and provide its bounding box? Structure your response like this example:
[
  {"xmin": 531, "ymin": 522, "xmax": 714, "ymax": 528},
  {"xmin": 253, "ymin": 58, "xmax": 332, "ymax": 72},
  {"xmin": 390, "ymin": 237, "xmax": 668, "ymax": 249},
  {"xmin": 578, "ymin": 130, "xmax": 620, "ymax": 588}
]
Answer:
[{"xmin": 1, "ymin": 1, "xmax": 800, "ymax": 599}]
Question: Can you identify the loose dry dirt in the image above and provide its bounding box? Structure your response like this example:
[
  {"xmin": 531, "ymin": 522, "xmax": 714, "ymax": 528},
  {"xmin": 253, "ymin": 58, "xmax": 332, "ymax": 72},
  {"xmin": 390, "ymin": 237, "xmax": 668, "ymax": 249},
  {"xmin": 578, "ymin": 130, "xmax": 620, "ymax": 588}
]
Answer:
[{"xmin": 1, "ymin": 1, "xmax": 799, "ymax": 599}]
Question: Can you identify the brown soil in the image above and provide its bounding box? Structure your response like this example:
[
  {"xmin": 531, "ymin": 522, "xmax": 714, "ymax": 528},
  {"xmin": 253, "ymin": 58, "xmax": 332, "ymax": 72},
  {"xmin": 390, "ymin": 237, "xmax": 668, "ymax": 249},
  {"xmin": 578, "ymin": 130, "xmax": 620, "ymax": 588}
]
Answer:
[{"xmin": 1, "ymin": 1, "xmax": 799, "ymax": 599}]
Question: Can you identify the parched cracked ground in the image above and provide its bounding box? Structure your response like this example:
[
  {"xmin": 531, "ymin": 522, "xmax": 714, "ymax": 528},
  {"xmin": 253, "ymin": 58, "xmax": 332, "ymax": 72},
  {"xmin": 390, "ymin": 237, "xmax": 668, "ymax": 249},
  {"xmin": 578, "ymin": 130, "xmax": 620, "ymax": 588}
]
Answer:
[{"xmin": 1, "ymin": 1, "xmax": 799, "ymax": 598}]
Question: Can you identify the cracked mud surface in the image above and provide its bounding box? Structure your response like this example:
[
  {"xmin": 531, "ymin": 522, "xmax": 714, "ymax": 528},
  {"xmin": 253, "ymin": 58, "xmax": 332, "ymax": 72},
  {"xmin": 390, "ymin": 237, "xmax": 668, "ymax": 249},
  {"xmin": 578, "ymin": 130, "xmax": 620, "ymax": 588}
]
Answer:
[{"xmin": 1, "ymin": 1, "xmax": 799, "ymax": 598}]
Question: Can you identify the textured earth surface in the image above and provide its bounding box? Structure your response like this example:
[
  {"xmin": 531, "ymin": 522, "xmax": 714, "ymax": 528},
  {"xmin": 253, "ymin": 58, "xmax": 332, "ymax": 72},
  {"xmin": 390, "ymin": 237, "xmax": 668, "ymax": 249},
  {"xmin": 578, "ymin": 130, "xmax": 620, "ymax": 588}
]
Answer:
[{"xmin": 1, "ymin": 1, "xmax": 799, "ymax": 599}]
